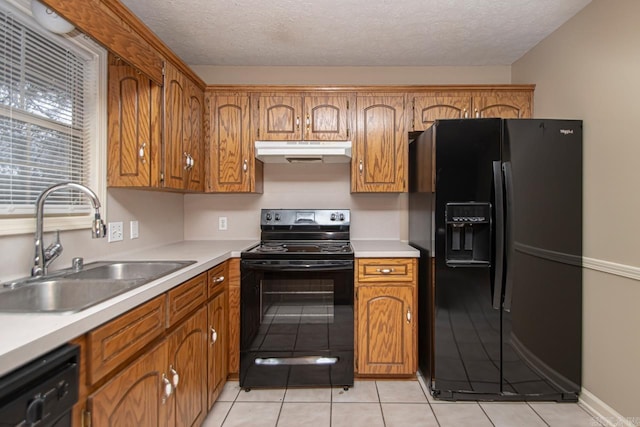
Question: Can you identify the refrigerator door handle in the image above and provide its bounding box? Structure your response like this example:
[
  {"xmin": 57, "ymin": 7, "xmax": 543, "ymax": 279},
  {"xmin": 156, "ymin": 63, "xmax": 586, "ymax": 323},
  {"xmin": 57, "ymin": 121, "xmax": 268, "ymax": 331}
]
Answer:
[
  {"xmin": 502, "ymin": 162, "xmax": 515, "ymax": 311},
  {"xmin": 492, "ymin": 161, "xmax": 505, "ymax": 310}
]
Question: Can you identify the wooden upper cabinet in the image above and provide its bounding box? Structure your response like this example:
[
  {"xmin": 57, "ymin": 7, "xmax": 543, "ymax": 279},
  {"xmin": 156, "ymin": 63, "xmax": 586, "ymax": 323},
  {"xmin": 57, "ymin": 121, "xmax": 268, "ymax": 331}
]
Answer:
[
  {"xmin": 207, "ymin": 93, "xmax": 262, "ymax": 193},
  {"xmin": 186, "ymin": 80, "xmax": 205, "ymax": 192},
  {"xmin": 107, "ymin": 61, "xmax": 161, "ymax": 187},
  {"xmin": 304, "ymin": 95, "xmax": 352, "ymax": 140},
  {"xmin": 164, "ymin": 62, "xmax": 204, "ymax": 191},
  {"xmin": 258, "ymin": 95, "xmax": 303, "ymax": 140},
  {"xmin": 473, "ymin": 92, "xmax": 532, "ymax": 118},
  {"xmin": 257, "ymin": 94, "xmax": 352, "ymax": 141},
  {"xmin": 352, "ymin": 95, "xmax": 406, "ymax": 192},
  {"xmin": 412, "ymin": 95, "xmax": 472, "ymax": 131},
  {"xmin": 163, "ymin": 62, "xmax": 187, "ymax": 190}
]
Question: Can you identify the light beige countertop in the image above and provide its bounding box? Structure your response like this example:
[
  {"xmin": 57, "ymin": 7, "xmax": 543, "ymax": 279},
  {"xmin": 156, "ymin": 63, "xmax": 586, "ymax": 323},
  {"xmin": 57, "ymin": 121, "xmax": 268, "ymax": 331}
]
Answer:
[
  {"xmin": 351, "ymin": 240, "xmax": 420, "ymax": 258},
  {"xmin": 0, "ymin": 238, "xmax": 418, "ymax": 377}
]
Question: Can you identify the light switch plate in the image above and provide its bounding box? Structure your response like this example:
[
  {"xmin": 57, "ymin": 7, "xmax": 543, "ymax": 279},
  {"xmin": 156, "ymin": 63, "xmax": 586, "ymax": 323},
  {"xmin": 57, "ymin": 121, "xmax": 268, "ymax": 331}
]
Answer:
[
  {"xmin": 108, "ymin": 222, "xmax": 123, "ymax": 242},
  {"xmin": 130, "ymin": 220, "xmax": 139, "ymax": 239}
]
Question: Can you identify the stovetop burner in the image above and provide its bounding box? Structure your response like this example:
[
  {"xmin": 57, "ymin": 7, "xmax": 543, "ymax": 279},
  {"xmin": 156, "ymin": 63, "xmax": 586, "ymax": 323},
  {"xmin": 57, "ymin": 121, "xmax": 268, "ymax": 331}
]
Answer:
[{"xmin": 252, "ymin": 242, "xmax": 353, "ymax": 254}]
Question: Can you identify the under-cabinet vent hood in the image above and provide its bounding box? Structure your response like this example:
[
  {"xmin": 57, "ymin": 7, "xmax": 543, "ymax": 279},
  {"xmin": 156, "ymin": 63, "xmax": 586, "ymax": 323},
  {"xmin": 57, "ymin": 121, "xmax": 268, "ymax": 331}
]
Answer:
[{"xmin": 255, "ymin": 141, "xmax": 352, "ymax": 164}]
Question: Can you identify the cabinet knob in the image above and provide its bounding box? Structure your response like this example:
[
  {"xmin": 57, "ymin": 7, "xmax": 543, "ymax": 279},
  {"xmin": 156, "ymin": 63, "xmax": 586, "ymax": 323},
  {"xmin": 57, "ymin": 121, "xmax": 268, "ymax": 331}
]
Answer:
[
  {"xmin": 463, "ymin": 109, "xmax": 468, "ymax": 119},
  {"xmin": 407, "ymin": 308, "xmax": 412, "ymax": 323},
  {"xmin": 306, "ymin": 114, "xmax": 310, "ymax": 130},
  {"xmin": 296, "ymin": 116, "xmax": 300, "ymax": 130},
  {"xmin": 162, "ymin": 374, "xmax": 173, "ymax": 403},
  {"xmin": 211, "ymin": 327, "xmax": 218, "ymax": 343},
  {"xmin": 169, "ymin": 365, "xmax": 179, "ymax": 388},
  {"xmin": 243, "ymin": 159, "xmax": 248, "ymax": 172},
  {"xmin": 183, "ymin": 152, "xmax": 190, "ymax": 170},
  {"xmin": 475, "ymin": 108, "xmax": 480, "ymax": 118},
  {"xmin": 139, "ymin": 143, "xmax": 146, "ymax": 163},
  {"xmin": 359, "ymin": 160, "xmax": 363, "ymax": 174}
]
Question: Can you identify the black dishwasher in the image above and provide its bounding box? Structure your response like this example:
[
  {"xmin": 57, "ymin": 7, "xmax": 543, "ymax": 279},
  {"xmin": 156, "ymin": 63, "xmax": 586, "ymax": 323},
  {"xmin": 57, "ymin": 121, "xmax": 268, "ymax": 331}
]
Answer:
[{"xmin": 0, "ymin": 344, "xmax": 79, "ymax": 427}]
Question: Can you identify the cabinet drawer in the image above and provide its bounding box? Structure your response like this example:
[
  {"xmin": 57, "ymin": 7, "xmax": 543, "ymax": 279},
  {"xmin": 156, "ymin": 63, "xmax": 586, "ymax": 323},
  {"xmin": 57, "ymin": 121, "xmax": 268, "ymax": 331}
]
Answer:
[
  {"xmin": 87, "ymin": 295, "xmax": 166, "ymax": 384},
  {"xmin": 357, "ymin": 258, "xmax": 416, "ymax": 283},
  {"xmin": 207, "ymin": 262, "xmax": 228, "ymax": 298},
  {"xmin": 167, "ymin": 272, "xmax": 207, "ymax": 327}
]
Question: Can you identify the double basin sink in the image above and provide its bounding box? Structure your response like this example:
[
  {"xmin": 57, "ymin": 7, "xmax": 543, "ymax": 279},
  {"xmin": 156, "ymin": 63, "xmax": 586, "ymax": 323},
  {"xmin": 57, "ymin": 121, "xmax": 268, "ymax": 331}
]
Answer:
[{"xmin": 0, "ymin": 260, "xmax": 196, "ymax": 314}]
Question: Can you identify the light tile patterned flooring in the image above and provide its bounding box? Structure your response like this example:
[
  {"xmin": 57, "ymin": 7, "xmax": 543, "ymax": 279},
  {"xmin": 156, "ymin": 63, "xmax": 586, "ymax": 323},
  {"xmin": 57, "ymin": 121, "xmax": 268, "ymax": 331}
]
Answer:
[{"xmin": 203, "ymin": 374, "xmax": 602, "ymax": 427}]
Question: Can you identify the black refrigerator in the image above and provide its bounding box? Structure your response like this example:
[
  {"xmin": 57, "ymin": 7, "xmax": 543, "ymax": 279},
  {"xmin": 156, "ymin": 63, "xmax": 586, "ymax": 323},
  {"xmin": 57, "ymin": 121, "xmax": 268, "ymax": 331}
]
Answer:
[{"xmin": 409, "ymin": 119, "xmax": 582, "ymax": 401}]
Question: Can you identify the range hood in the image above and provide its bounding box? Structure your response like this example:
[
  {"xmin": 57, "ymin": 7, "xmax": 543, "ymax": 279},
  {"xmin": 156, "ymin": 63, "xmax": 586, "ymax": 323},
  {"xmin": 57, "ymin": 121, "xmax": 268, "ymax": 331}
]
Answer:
[{"xmin": 255, "ymin": 140, "xmax": 352, "ymax": 164}]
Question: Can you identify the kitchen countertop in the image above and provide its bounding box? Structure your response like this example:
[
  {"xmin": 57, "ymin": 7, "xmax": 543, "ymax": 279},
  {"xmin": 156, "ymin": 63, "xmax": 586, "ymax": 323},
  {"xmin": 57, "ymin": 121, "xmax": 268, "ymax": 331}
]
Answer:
[
  {"xmin": 0, "ymin": 239, "xmax": 418, "ymax": 377},
  {"xmin": 351, "ymin": 240, "xmax": 420, "ymax": 258}
]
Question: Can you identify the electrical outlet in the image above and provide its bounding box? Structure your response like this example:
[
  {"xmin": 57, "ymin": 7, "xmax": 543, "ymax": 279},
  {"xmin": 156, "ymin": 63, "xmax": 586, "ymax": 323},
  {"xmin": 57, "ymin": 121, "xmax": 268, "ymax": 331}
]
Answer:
[
  {"xmin": 108, "ymin": 222, "xmax": 123, "ymax": 242},
  {"xmin": 218, "ymin": 216, "xmax": 228, "ymax": 231},
  {"xmin": 130, "ymin": 220, "xmax": 139, "ymax": 239}
]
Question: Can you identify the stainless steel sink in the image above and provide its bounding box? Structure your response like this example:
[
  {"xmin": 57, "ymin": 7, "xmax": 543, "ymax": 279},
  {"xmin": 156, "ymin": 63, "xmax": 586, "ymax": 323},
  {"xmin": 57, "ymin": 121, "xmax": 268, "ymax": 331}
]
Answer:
[
  {"xmin": 0, "ymin": 260, "xmax": 196, "ymax": 314},
  {"xmin": 64, "ymin": 261, "xmax": 195, "ymax": 281}
]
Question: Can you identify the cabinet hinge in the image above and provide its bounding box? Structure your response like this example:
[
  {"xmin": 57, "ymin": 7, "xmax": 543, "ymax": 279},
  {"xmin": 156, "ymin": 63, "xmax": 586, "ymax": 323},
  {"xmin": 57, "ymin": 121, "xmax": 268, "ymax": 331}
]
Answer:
[
  {"xmin": 160, "ymin": 172, "xmax": 165, "ymax": 182},
  {"xmin": 83, "ymin": 409, "xmax": 92, "ymax": 427},
  {"xmin": 257, "ymin": 127, "xmax": 260, "ymax": 138},
  {"xmin": 346, "ymin": 128, "xmax": 350, "ymax": 138},
  {"xmin": 346, "ymin": 100, "xmax": 350, "ymax": 109}
]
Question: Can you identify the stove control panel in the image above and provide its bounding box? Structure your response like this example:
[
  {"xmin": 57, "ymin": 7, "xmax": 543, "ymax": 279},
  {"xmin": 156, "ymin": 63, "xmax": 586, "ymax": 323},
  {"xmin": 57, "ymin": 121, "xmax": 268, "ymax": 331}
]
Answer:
[{"xmin": 261, "ymin": 209, "xmax": 350, "ymax": 226}]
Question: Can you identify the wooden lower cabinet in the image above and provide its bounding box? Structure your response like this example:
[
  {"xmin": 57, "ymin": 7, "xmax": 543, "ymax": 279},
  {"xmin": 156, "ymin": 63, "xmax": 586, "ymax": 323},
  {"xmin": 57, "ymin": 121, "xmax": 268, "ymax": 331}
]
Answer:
[
  {"xmin": 355, "ymin": 258, "xmax": 417, "ymax": 376},
  {"xmin": 167, "ymin": 307, "xmax": 208, "ymax": 427},
  {"xmin": 356, "ymin": 285, "xmax": 415, "ymax": 375},
  {"xmin": 207, "ymin": 290, "xmax": 227, "ymax": 409},
  {"xmin": 88, "ymin": 340, "xmax": 170, "ymax": 427}
]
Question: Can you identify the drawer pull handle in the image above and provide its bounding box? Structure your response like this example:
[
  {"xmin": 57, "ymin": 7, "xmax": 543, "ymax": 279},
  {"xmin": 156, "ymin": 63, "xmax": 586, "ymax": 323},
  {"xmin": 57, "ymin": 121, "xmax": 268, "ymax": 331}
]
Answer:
[
  {"xmin": 213, "ymin": 276, "xmax": 225, "ymax": 284},
  {"xmin": 377, "ymin": 268, "xmax": 394, "ymax": 274},
  {"xmin": 162, "ymin": 374, "xmax": 173, "ymax": 403},
  {"xmin": 211, "ymin": 327, "xmax": 218, "ymax": 343},
  {"xmin": 169, "ymin": 366, "xmax": 179, "ymax": 388},
  {"xmin": 407, "ymin": 308, "xmax": 412, "ymax": 323}
]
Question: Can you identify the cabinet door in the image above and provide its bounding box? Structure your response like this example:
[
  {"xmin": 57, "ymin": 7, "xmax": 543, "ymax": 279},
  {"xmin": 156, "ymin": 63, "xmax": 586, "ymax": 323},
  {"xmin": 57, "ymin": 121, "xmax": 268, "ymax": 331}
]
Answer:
[
  {"xmin": 167, "ymin": 307, "xmax": 208, "ymax": 427},
  {"xmin": 163, "ymin": 62, "xmax": 187, "ymax": 189},
  {"xmin": 185, "ymin": 80, "xmax": 204, "ymax": 192},
  {"xmin": 304, "ymin": 95, "xmax": 352, "ymax": 140},
  {"xmin": 353, "ymin": 95, "xmax": 406, "ymax": 192},
  {"xmin": 227, "ymin": 258, "xmax": 241, "ymax": 375},
  {"xmin": 107, "ymin": 64, "xmax": 153, "ymax": 187},
  {"xmin": 412, "ymin": 95, "xmax": 472, "ymax": 131},
  {"xmin": 88, "ymin": 341, "xmax": 170, "ymax": 427},
  {"xmin": 473, "ymin": 93, "xmax": 532, "ymax": 118},
  {"xmin": 356, "ymin": 285, "xmax": 415, "ymax": 375},
  {"xmin": 209, "ymin": 94, "xmax": 254, "ymax": 192},
  {"xmin": 207, "ymin": 290, "xmax": 227, "ymax": 409},
  {"xmin": 258, "ymin": 95, "xmax": 303, "ymax": 140}
]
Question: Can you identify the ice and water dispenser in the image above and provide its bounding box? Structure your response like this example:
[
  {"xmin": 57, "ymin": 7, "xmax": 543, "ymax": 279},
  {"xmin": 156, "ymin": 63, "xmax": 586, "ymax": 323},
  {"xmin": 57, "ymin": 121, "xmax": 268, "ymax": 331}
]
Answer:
[{"xmin": 445, "ymin": 202, "xmax": 491, "ymax": 267}]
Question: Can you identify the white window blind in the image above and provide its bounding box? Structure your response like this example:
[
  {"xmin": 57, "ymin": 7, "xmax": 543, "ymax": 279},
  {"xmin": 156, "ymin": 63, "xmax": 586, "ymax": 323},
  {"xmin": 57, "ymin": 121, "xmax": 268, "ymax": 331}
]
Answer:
[{"xmin": 0, "ymin": 3, "xmax": 98, "ymax": 217}]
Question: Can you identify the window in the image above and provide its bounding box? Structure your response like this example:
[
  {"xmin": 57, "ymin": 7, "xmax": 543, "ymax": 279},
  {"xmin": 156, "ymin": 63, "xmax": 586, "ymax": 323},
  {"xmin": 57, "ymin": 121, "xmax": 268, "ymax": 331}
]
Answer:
[{"xmin": 0, "ymin": 0, "xmax": 106, "ymax": 235}]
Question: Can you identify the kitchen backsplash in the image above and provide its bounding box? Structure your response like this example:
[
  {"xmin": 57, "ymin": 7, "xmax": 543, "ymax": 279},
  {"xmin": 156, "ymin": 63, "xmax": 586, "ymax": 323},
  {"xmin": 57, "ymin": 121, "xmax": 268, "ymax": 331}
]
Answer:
[{"xmin": 184, "ymin": 163, "xmax": 407, "ymax": 241}]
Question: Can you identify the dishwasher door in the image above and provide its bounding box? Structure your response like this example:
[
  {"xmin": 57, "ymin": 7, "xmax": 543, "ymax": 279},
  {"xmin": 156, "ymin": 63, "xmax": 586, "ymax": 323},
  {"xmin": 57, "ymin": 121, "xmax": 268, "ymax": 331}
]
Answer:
[{"xmin": 0, "ymin": 344, "xmax": 79, "ymax": 427}]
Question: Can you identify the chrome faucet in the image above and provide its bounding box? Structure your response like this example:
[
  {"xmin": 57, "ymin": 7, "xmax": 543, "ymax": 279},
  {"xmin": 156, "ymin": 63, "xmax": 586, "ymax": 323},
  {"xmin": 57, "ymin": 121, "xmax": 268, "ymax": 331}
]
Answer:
[{"xmin": 32, "ymin": 182, "xmax": 107, "ymax": 277}]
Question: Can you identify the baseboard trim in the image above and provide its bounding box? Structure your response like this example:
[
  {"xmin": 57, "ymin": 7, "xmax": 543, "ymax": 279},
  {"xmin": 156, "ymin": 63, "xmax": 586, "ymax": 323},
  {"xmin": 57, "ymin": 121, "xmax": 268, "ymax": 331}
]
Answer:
[
  {"xmin": 583, "ymin": 257, "xmax": 640, "ymax": 281},
  {"xmin": 580, "ymin": 388, "xmax": 638, "ymax": 427}
]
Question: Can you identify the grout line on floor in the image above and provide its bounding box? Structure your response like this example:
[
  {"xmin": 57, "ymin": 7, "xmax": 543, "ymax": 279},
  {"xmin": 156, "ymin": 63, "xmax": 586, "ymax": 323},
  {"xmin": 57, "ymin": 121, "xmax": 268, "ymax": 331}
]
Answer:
[{"xmin": 526, "ymin": 401, "xmax": 552, "ymax": 427}]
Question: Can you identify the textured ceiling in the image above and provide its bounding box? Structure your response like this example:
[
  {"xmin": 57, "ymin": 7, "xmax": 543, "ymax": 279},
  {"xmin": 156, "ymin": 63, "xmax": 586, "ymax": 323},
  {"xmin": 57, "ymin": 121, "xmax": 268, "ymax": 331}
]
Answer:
[{"xmin": 120, "ymin": 0, "xmax": 591, "ymax": 66}]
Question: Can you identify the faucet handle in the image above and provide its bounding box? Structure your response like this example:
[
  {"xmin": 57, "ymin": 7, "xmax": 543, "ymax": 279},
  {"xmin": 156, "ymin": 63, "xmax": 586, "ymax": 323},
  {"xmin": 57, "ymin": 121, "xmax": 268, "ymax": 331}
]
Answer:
[{"xmin": 44, "ymin": 230, "xmax": 63, "ymax": 267}]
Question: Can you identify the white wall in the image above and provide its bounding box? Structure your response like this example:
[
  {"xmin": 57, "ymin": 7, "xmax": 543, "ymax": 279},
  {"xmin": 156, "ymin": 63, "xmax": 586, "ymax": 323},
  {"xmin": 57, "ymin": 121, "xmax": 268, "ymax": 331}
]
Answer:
[
  {"xmin": 0, "ymin": 189, "xmax": 184, "ymax": 282},
  {"xmin": 512, "ymin": 0, "xmax": 640, "ymax": 418}
]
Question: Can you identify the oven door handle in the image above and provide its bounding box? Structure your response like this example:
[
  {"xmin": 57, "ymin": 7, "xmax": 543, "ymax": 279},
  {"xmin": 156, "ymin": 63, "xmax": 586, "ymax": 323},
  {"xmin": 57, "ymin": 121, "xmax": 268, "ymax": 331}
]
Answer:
[{"xmin": 241, "ymin": 260, "xmax": 354, "ymax": 272}]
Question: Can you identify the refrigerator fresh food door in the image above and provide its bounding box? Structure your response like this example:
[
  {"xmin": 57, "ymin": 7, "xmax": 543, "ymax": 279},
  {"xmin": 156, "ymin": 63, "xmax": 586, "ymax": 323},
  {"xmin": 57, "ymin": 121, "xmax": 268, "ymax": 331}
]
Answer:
[{"xmin": 500, "ymin": 119, "xmax": 582, "ymax": 401}]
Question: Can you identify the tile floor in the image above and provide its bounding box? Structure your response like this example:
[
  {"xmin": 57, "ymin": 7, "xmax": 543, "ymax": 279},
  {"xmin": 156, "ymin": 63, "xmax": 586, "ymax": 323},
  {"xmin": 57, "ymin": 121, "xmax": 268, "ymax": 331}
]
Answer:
[{"xmin": 202, "ymin": 374, "xmax": 603, "ymax": 427}]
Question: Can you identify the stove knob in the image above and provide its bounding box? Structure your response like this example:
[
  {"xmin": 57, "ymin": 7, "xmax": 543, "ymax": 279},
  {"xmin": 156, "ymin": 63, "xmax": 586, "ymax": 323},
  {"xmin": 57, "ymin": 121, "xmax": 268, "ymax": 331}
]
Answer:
[
  {"xmin": 274, "ymin": 213, "xmax": 281, "ymax": 221},
  {"xmin": 265, "ymin": 213, "xmax": 272, "ymax": 221},
  {"xmin": 330, "ymin": 213, "xmax": 336, "ymax": 221},
  {"xmin": 339, "ymin": 213, "xmax": 345, "ymax": 221}
]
